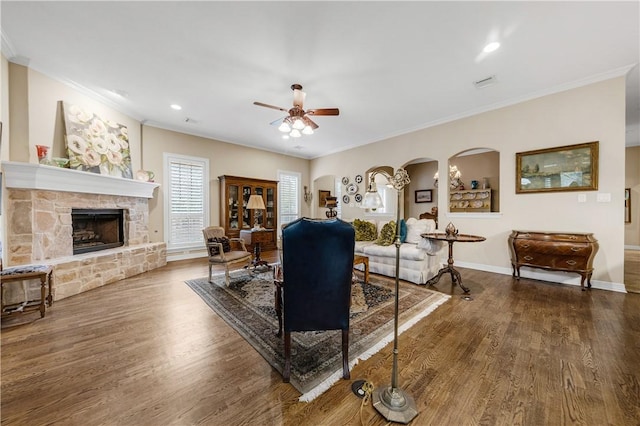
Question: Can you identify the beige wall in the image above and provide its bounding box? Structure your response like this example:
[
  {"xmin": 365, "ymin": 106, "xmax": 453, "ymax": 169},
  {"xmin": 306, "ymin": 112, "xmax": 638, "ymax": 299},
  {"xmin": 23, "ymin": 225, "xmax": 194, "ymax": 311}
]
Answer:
[
  {"xmin": 1, "ymin": 65, "xmax": 310, "ymax": 258},
  {"xmin": 0, "ymin": 63, "xmax": 630, "ymax": 288},
  {"xmin": 141, "ymin": 125, "xmax": 310, "ymax": 244},
  {"xmin": 311, "ymin": 78, "xmax": 627, "ymax": 287},
  {"xmin": 1, "ymin": 55, "xmax": 9, "ymax": 160},
  {"xmin": 625, "ymin": 146, "xmax": 640, "ymax": 246},
  {"xmin": 19, "ymin": 68, "xmax": 142, "ymax": 168}
]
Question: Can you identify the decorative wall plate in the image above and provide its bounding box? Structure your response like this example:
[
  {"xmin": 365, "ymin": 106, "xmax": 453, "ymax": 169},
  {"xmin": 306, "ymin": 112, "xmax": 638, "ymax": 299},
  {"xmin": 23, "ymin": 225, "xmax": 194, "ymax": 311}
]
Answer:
[
  {"xmin": 346, "ymin": 183, "xmax": 358, "ymax": 195},
  {"xmin": 342, "ymin": 195, "xmax": 350, "ymax": 204},
  {"xmin": 355, "ymin": 174, "xmax": 363, "ymax": 184},
  {"xmin": 355, "ymin": 193, "xmax": 363, "ymax": 203},
  {"xmin": 341, "ymin": 176, "xmax": 349, "ymax": 185}
]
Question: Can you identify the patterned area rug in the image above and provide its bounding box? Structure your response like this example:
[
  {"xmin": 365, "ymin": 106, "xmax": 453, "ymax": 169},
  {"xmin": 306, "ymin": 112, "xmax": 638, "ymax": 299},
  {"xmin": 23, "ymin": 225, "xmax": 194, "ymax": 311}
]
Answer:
[{"xmin": 185, "ymin": 267, "xmax": 450, "ymax": 402}]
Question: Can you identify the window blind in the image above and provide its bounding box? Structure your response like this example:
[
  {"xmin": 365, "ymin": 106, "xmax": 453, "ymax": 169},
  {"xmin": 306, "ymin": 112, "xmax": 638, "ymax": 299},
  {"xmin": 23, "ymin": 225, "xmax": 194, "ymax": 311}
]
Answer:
[
  {"xmin": 278, "ymin": 171, "xmax": 300, "ymax": 230},
  {"xmin": 165, "ymin": 154, "xmax": 209, "ymax": 249}
]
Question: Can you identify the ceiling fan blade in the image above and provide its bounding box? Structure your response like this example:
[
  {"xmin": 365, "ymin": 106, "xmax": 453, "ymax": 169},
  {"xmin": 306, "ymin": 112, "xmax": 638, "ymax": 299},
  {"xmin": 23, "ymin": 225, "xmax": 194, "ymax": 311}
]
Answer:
[
  {"xmin": 303, "ymin": 116, "xmax": 319, "ymax": 129},
  {"xmin": 269, "ymin": 116, "xmax": 287, "ymax": 126},
  {"xmin": 306, "ymin": 108, "xmax": 340, "ymax": 116},
  {"xmin": 253, "ymin": 101, "xmax": 288, "ymax": 113}
]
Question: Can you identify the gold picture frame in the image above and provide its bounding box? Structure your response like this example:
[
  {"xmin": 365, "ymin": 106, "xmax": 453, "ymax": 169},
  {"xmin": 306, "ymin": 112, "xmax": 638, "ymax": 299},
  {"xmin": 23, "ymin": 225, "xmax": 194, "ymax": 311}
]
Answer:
[
  {"xmin": 516, "ymin": 141, "xmax": 599, "ymax": 194},
  {"xmin": 318, "ymin": 190, "xmax": 331, "ymax": 208}
]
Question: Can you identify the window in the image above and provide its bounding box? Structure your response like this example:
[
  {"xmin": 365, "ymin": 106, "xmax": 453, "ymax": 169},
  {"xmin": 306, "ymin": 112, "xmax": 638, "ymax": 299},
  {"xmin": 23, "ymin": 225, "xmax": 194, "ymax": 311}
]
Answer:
[
  {"xmin": 278, "ymin": 170, "xmax": 300, "ymax": 231},
  {"xmin": 164, "ymin": 153, "xmax": 209, "ymax": 250},
  {"xmin": 334, "ymin": 177, "xmax": 342, "ymax": 218}
]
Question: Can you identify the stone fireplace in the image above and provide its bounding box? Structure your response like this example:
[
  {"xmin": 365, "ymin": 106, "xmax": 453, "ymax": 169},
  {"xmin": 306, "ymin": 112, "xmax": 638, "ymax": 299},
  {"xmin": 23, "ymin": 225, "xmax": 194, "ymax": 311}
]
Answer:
[
  {"xmin": 2, "ymin": 161, "xmax": 167, "ymax": 301},
  {"xmin": 72, "ymin": 208, "xmax": 125, "ymax": 255}
]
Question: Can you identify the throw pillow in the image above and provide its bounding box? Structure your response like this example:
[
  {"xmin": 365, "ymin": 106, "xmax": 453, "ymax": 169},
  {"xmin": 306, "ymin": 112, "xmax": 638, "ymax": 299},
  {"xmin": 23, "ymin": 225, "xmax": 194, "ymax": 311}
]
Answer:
[
  {"xmin": 405, "ymin": 218, "xmax": 430, "ymax": 244},
  {"xmin": 399, "ymin": 219, "xmax": 407, "ymax": 243},
  {"xmin": 376, "ymin": 221, "xmax": 396, "ymax": 246},
  {"xmin": 353, "ymin": 219, "xmax": 377, "ymax": 241},
  {"xmin": 208, "ymin": 237, "xmax": 231, "ymax": 256}
]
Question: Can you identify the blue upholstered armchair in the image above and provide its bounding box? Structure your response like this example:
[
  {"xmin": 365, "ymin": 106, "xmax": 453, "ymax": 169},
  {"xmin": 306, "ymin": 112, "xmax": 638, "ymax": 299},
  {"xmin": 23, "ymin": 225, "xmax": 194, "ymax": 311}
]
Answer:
[{"xmin": 280, "ymin": 217, "xmax": 355, "ymax": 383}]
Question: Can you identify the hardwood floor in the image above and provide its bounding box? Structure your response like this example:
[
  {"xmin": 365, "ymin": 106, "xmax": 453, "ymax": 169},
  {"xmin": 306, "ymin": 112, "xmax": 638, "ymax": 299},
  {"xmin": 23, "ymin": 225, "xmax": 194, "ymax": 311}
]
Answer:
[
  {"xmin": 2, "ymin": 252, "xmax": 640, "ymax": 425},
  {"xmin": 625, "ymin": 249, "xmax": 640, "ymax": 293}
]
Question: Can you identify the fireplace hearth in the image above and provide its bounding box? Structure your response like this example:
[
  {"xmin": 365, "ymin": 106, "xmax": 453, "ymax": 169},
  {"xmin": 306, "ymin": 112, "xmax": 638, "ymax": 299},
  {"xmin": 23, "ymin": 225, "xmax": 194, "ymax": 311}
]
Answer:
[{"xmin": 72, "ymin": 208, "xmax": 125, "ymax": 255}]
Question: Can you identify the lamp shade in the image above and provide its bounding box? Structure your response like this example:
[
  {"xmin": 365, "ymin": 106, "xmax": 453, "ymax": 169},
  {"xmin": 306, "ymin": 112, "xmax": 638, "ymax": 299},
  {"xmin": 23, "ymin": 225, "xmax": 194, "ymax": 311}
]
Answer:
[
  {"xmin": 361, "ymin": 180, "xmax": 384, "ymax": 209},
  {"xmin": 247, "ymin": 194, "xmax": 266, "ymax": 210},
  {"xmin": 325, "ymin": 196, "xmax": 338, "ymax": 208}
]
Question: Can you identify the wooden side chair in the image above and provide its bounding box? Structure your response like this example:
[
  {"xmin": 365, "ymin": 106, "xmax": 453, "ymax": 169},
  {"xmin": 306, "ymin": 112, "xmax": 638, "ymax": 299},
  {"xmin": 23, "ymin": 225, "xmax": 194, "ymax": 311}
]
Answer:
[
  {"xmin": 278, "ymin": 218, "xmax": 355, "ymax": 383},
  {"xmin": 420, "ymin": 206, "xmax": 438, "ymax": 228},
  {"xmin": 202, "ymin": 226, "xmax": 252, "ymax": 286},
  {"xmin": 0, "ymin": 242, "xmax": 53, "ymax": 319}
]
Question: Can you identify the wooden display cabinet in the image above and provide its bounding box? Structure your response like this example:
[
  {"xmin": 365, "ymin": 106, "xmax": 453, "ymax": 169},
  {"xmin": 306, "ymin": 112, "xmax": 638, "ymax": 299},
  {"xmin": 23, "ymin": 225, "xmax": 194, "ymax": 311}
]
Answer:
[
  {"xmin": 219, "ymin": 175, "xmax": 277, "ymax": 250},
  {"xmin": 449, "ymin": 189, "xmax": 492, "ymax": 212}
]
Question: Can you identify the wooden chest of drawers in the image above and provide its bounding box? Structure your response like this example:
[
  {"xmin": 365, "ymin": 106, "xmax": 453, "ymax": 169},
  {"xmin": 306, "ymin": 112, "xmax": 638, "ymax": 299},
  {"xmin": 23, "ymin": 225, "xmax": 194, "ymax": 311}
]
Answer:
[{"xmin": 508, "ymin": 230, "xmax": 599, "ymax": 290}]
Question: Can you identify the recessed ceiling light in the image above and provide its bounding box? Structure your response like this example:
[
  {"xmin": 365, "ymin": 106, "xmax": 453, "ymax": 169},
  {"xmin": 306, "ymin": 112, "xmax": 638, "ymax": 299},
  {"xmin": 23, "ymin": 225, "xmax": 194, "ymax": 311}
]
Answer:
[
  {"xmin": 483, "ymin": 42, "xmax": 500, "ymax": 53},
  {"xmin": 170, "ymin": 104, "xmax": 182, "ymax": 111}
]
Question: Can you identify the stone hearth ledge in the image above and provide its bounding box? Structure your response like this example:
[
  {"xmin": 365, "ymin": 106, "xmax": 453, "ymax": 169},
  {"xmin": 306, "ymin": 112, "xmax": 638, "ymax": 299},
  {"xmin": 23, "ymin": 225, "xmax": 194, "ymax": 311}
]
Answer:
[{"xmin": 49, "ymin": 242, "xmax": 167, "ymax": 301}]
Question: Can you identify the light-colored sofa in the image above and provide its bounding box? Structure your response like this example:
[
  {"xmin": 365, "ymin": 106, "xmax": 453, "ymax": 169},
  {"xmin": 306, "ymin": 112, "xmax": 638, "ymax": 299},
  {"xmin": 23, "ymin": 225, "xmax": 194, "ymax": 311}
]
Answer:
[{"xmin": 353, "ymin": 218, "xmax": 446, "ymax": 284}]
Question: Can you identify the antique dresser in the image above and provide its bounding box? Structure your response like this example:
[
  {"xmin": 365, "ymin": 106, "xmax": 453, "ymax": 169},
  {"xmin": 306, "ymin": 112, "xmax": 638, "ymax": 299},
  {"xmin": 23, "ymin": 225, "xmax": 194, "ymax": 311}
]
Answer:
[{"xmin": 508, "ymin": 230, "xmax": 599, "ymax": 290}]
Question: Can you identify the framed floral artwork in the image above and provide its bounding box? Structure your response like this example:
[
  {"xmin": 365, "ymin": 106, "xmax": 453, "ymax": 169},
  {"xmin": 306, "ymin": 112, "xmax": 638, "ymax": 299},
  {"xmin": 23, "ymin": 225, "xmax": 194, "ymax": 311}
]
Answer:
[{"xmin": 62, "ymin": 102, "xmax": 133, "ymax": 178}]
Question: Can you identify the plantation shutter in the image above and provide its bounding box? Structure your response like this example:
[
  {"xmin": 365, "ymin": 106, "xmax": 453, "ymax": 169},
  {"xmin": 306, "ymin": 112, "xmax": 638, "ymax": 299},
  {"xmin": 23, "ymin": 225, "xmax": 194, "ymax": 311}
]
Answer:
[
  {"xmin": 165, "ymin": 154, "xmax": 209, "ymax": 250},
  {"xmin": 278, "ymin": 171, "xmax": 300, "ymax": 230}
]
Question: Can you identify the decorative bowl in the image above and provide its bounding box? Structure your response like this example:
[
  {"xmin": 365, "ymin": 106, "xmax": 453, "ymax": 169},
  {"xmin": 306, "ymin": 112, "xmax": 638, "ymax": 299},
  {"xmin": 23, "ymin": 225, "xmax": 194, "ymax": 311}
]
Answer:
[{"xmin": 51, "ymin": 157, "xmax": 70, "ymax": 168}]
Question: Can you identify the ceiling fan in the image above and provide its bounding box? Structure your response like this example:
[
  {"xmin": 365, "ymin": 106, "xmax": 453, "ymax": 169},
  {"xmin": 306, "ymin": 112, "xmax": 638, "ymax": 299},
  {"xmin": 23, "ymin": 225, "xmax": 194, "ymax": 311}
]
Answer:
[{"xmin": 253, "ymin": 84, "xmax": 339, "ymax": 138}]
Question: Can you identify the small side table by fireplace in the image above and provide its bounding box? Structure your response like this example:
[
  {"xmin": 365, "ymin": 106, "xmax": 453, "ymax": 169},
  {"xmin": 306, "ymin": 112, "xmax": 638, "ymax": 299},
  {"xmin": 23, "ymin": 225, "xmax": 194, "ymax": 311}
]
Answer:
[{"xmin": 240, "ymin": 229, "xmax": 273, "ymax": 269}]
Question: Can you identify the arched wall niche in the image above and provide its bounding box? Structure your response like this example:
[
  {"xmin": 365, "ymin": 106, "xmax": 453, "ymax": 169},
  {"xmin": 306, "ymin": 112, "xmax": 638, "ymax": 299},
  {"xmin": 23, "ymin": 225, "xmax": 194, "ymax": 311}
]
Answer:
[
  {"xmin": 401, "ymin": 157, "xmax": 439, "ymax": 223},
  {"xmin": 448, "ymin": 148, "xmax": 500, "ymax": 212},
  {"xmin": 312, "ymin": 174, "xmax": 339, "ymax": 218}
]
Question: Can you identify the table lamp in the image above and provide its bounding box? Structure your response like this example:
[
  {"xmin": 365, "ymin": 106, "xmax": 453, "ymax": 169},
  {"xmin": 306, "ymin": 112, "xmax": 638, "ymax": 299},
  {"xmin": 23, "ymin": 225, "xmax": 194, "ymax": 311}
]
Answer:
[
  {"xmin": 325, "ymin": 196, "xmax": 338, "ymax": 218},
  {"xmin": 247, "ymin": 194, "xmax": 266, "ymax": 230}
]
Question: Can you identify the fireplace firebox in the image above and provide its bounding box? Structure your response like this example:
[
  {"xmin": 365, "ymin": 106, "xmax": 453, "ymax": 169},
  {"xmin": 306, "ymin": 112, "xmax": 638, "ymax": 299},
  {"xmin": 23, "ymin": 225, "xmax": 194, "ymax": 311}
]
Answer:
[{"xmin": 72, "ymin": 209, "xmax": 125, "ymax": 255}]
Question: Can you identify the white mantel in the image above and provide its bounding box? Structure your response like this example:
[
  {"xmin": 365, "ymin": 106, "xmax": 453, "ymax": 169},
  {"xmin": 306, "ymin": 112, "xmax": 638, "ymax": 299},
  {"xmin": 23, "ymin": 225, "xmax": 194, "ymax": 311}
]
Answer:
[{"xmin": 1, "ymin": 161, "xmax": 159, "ymax": 198}]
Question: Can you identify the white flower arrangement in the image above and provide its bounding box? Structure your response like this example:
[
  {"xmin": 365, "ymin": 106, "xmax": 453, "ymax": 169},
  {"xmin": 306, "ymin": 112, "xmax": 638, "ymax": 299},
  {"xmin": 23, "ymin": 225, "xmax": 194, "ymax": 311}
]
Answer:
[{"xmin": 63, "ymin": 102, "xmax": 132, "ymax": 178}]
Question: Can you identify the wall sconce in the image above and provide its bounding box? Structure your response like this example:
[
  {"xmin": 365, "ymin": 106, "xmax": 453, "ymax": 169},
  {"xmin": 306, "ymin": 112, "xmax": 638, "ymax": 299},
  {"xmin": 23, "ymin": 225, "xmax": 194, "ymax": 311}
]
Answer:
[{"xmin": 303, "ymin": 186, "xmax": 312, "ymax": 203}]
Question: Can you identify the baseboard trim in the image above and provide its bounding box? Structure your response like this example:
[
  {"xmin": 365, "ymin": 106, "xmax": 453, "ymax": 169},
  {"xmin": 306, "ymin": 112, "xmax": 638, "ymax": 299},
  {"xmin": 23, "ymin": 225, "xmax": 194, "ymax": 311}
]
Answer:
[
  {"xmin": 456, "ymin": 261, "xmax": 627, "ymax": 294},
  {"xmin": 167, "ymin": 250, "xmax": 207, "ymax": 262}
]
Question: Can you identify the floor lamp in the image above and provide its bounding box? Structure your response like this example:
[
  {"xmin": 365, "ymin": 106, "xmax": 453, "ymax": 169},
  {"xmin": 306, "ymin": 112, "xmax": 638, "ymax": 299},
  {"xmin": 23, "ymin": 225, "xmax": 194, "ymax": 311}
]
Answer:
[{"xmin": 361, "ymin": 167, "xmax": 417, "ymax": 424}]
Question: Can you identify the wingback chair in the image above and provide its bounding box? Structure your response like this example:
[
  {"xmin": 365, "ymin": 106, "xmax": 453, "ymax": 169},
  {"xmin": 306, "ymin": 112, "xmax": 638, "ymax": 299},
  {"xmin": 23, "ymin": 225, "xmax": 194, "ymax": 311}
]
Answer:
[
  {"xmin": 280, "ymin": 217, "xmax": 355, "ymax": 383},
  {"xmin": 202, "ymin": 226, "xmax": 252, "ymax": 286}
]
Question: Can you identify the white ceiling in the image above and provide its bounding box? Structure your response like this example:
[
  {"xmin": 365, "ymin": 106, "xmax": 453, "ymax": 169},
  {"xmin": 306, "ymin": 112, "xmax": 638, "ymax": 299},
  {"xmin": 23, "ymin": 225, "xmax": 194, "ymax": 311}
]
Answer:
[{"xmin": 2, "ymin": 1, "xmax": 638, "ymax": 159}]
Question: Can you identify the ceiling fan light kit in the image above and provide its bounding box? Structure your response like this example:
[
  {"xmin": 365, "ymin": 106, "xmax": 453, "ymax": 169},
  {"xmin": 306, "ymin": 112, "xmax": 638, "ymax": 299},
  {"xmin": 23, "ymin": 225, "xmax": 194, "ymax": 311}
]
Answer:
[{"xmin": 254, "ymin": 83, "xmax": 339, "ymax": 139}]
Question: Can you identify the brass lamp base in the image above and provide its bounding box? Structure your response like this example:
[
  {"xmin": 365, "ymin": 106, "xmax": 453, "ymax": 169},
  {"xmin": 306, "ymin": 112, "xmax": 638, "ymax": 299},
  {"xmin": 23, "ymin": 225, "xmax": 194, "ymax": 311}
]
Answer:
[{"xmin": 372, "ymin": 385, "xmax": 418, "ymax": 424}]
